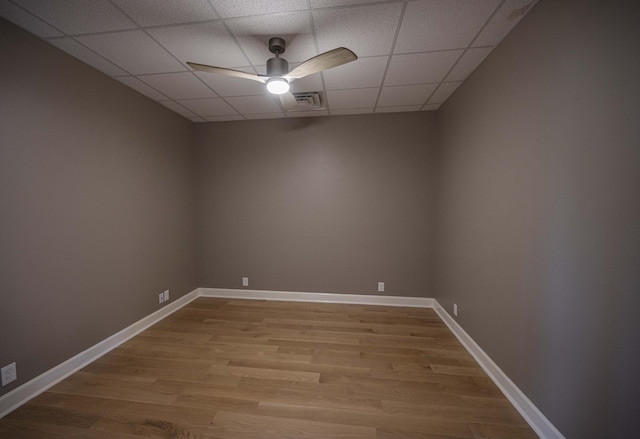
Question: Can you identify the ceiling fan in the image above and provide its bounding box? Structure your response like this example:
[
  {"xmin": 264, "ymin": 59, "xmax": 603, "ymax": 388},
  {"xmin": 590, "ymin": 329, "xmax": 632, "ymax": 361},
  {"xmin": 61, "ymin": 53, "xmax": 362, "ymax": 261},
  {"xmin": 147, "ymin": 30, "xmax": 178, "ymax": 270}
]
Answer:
[{"xmin": 187, "ymin": 37, "xmax": 357, "ymax": 111}]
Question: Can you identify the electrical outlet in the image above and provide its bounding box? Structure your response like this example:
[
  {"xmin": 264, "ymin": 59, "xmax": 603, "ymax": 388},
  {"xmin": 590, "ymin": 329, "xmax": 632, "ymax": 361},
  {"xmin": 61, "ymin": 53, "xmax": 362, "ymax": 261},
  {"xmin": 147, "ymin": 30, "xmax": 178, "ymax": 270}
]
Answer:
[
  {"xmin": 242, "ymin": 277, "xmax": 249, "ymax": 287},
  {"xmin": 159, "ymin": 292, "xmax": 164, "ymax": 304},
  {"xmin": 453, "ymin": 303, "xmax": 458, "ymax": 317},
  {"xmin": 377, "ymin": 282, "xmax": 385, "ymax": 292},
  {"xmin": 1, "ymin": 362, "xmax": 17, "ymax": 386},
  {"xmin": 163, "ymin": 290, "xmax": 169, "ymax": 302}
]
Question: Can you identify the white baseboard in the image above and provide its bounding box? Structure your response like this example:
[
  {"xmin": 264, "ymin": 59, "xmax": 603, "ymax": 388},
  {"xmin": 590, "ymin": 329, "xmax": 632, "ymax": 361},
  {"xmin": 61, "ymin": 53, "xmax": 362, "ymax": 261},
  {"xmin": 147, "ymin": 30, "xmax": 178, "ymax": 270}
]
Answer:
[
  {"xmin": 0, "ymin": 288, "xmax": 199, "ymax": 418},
  {"xmin": 432, "ymin": 300, "xmax": 564, "ymax": 439},
  {"xmin": 199, "ymin": 287, "xmax": 434, "ymax": 308},
  {"xmin": 0, "ymin": 287, "xmax": 563, "ymax": 439}
]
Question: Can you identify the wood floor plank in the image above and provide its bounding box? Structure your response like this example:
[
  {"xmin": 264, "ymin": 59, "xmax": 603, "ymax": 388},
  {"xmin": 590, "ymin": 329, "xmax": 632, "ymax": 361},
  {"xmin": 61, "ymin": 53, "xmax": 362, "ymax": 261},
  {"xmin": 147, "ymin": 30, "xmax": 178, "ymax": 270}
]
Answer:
[
  {"xmin": 250, "ymin": 401, "xmax": 476, "ymax": 438},
  {"xmin": 212, "ymin": 410, "xmax": 377, "ymax": 439},
  {"xmin": 0, "ymin": 298, "xmax": 537, "ymax": 438},
  {"xmin": 469, "ymin": 422, "xmax": 540, "ymax": 439},
  {"xmin": 208, "ymin": 363, "xmax": 321, "ymax": 382},
  {"xmin": 228, "ymin": 356, "xmax": 372, "ymax": 376},
  {"xmin": 0, "ymin": 419, "xmax": 88, "ymax": 438},
  {"xmin": 33, "ymin": 393, "xmax": 218, "ymax": 424}
]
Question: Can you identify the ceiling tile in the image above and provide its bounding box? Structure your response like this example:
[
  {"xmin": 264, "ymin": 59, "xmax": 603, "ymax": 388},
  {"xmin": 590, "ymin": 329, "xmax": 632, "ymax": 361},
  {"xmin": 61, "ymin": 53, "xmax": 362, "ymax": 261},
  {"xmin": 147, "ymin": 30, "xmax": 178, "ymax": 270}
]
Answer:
[
  {"xmin": 474, "ymin": 0, "xmax": 539, "ymax": 47},
  {"xmin": 139, "ymin": 72, "xmax": 216, "ymax": 99},
  {"xmin": 394, "ymin": 0, "xmax": 500, "ymax": 54},
  {"xmin": 159, "ymin": 100, "xmax": 197, "ymax": 118},
  {"xmin": 13, "ymin": 0, "xmax": 136, "ymax": 35},
  {"xmin": 225, "ymin": 12, "xmax": 316, "ymax": 65},
  {"xmin": 311, "ymin": 0, "xmax": 387, "ymax": 8},
  {"xmin": 177, "ymin": 97, "xmax": 238, "ymax": 116},
  {"xmin": 195, "ymin": 70, "xmax": 267, "ymax": 97},
  {"xmin": 116, "ymin": 76, "xmax": 169, "ymax": 100},
  {"xmin": 246, "ymin": 112, "xmax": 287, "ymax": 119},
  {"xmin": 377, "ymin": 84, "xmax": 437, "ymax": 107},
  {"xmin": 323, "ymin": 56, "xmax": 387, "ymax": 90},
  {"xmin": 77, "ymin": 30, "xmax": 185, "ymax": 74},
  {"xmin": 0, "ymin": 0, "xmax": 63, "ymax": 37},
  {"xmin": 225, "ymin": 95, "xmax": 283, "ymax": 114},
  {"xmin": 287, "ymin": 110, "xmax": 329, "ymax": 117},
  {"xmin": 204, "ymin": 115, "xmax": 245, "ymax": 122},
  {"xmin": 428, "ymin": 82, "xmax": 462, "ymax": 104},
  {"xmin": 149, "ymin": 21, "xmax": 249, "ymax": 68},
  {"xmin": 111, "ymin": 0, "xmax": 218, "ymax": 27},
  {"xmin": 375, "ymin": 105, "xmax": 422, "ymax": 113},
  {"xmin": 313, "ymin": 3, "xmax": 402, "ymax": 57},
  {"xmin": 445, "ymin": 47, "xmax": 493, "ymax": 81},
  {"xmin": 211, "ymin": 0, "xmax": 308, "ymax": 18},
  {"xmin": 326, "ymin": 88, "xmax": 378, "ymax": 109},
  {"xmin": 384, "ymin": 51, "xmax": 462, "ymax": 86},
  {"xmin": 49, "ymin": 38, "xmax": 128, "ymax": 76},
  {"xmin": 330, "ymin": 108, "xmax": 373, "ymax": 115}
]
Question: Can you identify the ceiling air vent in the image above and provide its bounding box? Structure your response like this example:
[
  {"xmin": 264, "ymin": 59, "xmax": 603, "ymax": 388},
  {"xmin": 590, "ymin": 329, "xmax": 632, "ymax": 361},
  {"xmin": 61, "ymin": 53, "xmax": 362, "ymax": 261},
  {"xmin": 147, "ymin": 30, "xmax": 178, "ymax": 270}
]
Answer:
[{"xmin": 290, "ymin": 92, "xmax": 324, "ymax": 111}]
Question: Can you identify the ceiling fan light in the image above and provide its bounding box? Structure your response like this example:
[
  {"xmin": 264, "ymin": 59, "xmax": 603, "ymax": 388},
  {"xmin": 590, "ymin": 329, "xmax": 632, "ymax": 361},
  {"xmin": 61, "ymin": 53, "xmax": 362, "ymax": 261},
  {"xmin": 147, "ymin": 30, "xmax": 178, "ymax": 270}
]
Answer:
[{"xmin": 266, "ymin": 78, "xmax": 289, "ymax": 95}]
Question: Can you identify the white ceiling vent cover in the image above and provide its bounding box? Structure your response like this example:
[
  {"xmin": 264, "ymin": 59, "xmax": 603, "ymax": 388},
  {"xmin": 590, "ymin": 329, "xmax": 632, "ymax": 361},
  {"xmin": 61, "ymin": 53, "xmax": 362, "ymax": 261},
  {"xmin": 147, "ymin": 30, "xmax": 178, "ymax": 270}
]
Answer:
[{"xmin": 290, "ymin": 92, "xmax": 324, "ymax": 111}]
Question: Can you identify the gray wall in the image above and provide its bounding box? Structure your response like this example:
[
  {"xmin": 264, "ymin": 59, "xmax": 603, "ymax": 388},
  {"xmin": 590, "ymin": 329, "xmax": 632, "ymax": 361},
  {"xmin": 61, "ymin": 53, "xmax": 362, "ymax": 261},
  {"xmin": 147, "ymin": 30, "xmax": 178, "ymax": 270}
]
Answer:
[
  {"xmin": 195, "ymin": 113, "xmax": 436, "ymax": 297},
  {"xmin": 435, "ymin": 0, "xmax": 640, "ymax": 437},
  {"xmin": 0, "ymin": 19, "xmax": 198, "ymax": 397}
]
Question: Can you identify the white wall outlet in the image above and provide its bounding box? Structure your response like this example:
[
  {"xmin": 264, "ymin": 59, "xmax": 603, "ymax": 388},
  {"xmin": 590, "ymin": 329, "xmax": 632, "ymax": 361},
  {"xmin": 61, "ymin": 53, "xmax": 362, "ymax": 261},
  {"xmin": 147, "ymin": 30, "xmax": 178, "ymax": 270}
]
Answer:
[
  {"xmin": 453, "ymin": 303, "xmax": 458, "ymax": 317},
  {"xmin": 242, "ymin": 277, "xmax": 249, "ymax": 287},
  {"xmin": 377, "ymin": 281, "xmax": 385, "ymax": 292},
  {"xmin": 159, "ymin": 292, "xmax": 164, "ymax": 304},
  {"xmin": 1, "ymin": 362, "xmax": 17, "ymax": 386},
  {"xmin": 163, "ymin": 290, "xmax": 169, "ymax": 302}
]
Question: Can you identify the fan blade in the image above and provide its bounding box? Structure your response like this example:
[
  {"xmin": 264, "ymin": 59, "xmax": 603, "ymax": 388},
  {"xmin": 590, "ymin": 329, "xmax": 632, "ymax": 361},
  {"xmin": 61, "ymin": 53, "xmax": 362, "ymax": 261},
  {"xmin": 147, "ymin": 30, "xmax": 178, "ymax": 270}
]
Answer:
[
  {"xmin": 279, "ymin": 92, "xmax": 298, "ymax": 111},
  {"xmin": 286, "ymin": 47, "xmax": 357, "ymax": 80},
  {"xmin": 187, "ymin": 62, "xmax": 266, "ymax": 83}
]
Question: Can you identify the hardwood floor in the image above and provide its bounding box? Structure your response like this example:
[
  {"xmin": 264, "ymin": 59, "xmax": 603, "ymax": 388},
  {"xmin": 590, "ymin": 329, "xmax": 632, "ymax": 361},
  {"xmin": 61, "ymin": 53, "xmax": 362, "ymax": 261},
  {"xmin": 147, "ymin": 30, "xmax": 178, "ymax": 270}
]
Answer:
[{"xmin": 0, "ymin": 298, "xmax": 538, "ymax": 438}]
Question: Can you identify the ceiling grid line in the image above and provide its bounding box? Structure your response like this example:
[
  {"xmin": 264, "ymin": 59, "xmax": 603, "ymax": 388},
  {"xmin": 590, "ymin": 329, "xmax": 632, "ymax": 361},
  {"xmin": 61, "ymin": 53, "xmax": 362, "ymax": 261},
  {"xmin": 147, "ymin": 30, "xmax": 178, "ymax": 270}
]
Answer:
[
  {"xmin": 305, "ymin": 2, "xmax": 329, "ymax": 116},
  {"xmin": 7, "ymin": 0, "xmax": 67, "ymax": 36},
  {"xmin": 105, "ymin": 0, "xmax": 225, "ymax": 115},
  {"xmin": 371, "ymin": 0, "xmax": 409, "ymax": 111},
  {"xmin": 202, "ymin": 0, "xmax": 287, "ymax": 118},
  {"xmin": 107, "ymin": 0, "xmax": 246, "ymax": 119},
  {"xmin": 419, "ymin": 0, "xmax": 507, "ymax": 110}
]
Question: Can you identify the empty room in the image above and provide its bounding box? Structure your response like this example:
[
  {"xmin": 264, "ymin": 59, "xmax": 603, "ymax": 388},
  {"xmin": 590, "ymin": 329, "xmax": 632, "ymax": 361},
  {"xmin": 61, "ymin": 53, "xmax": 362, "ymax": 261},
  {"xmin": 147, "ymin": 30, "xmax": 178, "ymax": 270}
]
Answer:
[{"xmin": 1, "ymin": 0, "xmax": 638, "ymax": 438}]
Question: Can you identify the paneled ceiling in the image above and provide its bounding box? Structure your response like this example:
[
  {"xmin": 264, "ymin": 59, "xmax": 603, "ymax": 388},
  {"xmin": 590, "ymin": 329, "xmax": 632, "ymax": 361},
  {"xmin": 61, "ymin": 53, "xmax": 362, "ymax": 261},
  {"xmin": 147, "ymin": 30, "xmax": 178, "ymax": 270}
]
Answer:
[{"xmin": 1, "ymin": 0, "xmax": 538, "ymax": 122}]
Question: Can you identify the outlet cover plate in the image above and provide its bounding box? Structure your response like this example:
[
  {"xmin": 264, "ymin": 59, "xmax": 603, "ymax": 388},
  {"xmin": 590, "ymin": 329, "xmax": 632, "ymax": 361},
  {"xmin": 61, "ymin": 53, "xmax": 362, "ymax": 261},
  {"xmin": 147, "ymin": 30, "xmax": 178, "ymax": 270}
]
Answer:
[
  {"xmin": 242, "ymin": 277, "xmax": 249, "ymax": 287},
  {"xmin": 1, "ymin": 362, "xmax": 17, "ymax": 386},
  {"xmin": 377, "ymin": 282, "xmax": 385, "ymax": 292}
]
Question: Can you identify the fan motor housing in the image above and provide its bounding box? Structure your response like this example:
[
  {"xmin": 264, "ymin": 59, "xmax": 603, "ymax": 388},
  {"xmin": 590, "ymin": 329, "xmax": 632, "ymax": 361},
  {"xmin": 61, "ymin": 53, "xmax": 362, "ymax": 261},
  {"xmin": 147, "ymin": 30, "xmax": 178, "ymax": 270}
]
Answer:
[
  {"xmin": 267, "ymin": 57, "xmax": 289, "ymax": 76},
  {"xmin": 268, "ymin": 37, "xmax": 286, "ymax": 55}
]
